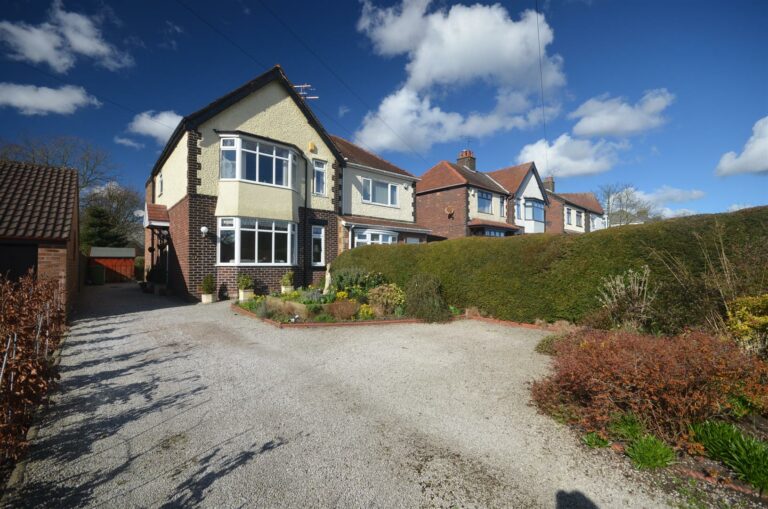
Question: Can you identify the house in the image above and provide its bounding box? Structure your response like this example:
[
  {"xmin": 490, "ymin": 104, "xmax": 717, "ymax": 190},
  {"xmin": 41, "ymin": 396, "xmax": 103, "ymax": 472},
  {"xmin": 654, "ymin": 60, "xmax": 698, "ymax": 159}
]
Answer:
[
  {"xmin": 542, "ymin": 177, "xmax": 606, "ymax": 234},
  {"xmin": 416, "ymin": 151, "xmax": 553, "ymax": 238},
  {"xmin": 486, "ymin": 161, "xmax": 550, "ymax": 234},
  {"xmin": 144, "ymin": 65, "xmax": 428, "ymax": 300},
  {"xmin": 0, "ymin": 160, "xmax": 79, "ymax": 311},
  {"xmin": 88, "ymin": 246, "xmax": 136, "ymax": 283}
]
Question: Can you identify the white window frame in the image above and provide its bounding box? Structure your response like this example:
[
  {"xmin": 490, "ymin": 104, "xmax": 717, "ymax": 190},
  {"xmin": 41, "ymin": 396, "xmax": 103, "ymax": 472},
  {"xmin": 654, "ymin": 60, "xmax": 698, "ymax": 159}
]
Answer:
[
  {"xmin": 311, "ymin": 225, "xmax": 325, "ymax": 267},
  {"xmin": 361, "ymin": 177, "xmax": 399, "ymax": 207},
  {"xmin": 353, "ymin": 228, "xmax": 398, "ymax": 247},
  {"xmin": 158, "ymin": 172, "xmax": 163, "ymax": 196},
  {"xmin": 312, "ymin": 159, "xmax": 327, "ymax": 196},
  {"xmin": 525, "ymin": 199, "xmax": 546, "ymax": 222},
  {"xmin": 576, "ymin": 210, "xmax": 583, "ymax": 227},
  {"xmin": 566, "ymin": 207, "xmax": 572, "ymax": 225},
  {"xmin": 477, "ymin": 191, "xmax": 493, "ymax": 214},
  {"xmin": 219, "ymin": 135, "xmax": 299, "ymax": 191},
  {"xmin": 484, "ymin": 229, "xmax": 505, "ymax": 237},
  {"xmin": 216, "ymin": 217, "xmax": 298, "ymax": 266},
  {"xmin": 499, "ymin": 196, "xmax": 505, "ymax": 217}
]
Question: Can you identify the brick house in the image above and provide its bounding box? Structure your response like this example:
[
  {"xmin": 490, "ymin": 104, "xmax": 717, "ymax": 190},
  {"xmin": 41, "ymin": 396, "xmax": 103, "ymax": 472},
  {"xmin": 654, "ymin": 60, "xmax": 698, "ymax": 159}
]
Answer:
[
  {"xmin": 144, "ymin": 65, "xmax": 428, "ymax": 300},
  {"xmin": 0, "ymin": 160, "xmax": 79, "ymax": 312},
  {"xmin": 416, "ymin": 150, "xmax": 552, "ymax": 238},
  {"xmin": 541, "ymin": 177, "xmax": 606, "ymax": 234}
]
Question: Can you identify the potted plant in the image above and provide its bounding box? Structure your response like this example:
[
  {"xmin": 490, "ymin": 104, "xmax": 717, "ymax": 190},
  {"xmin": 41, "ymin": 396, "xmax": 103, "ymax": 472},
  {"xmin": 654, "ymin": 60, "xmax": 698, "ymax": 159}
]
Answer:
[
  {"xmin": 200, "ymin": 274, "xmax": 216, "ymax": 304},
  {"xmin": 237, "ymin": 274, "xmax": 254, "ymax": 301},
  {"xmin": 280, "ymin": 270, "xmax": 294, "ymax": 294}
]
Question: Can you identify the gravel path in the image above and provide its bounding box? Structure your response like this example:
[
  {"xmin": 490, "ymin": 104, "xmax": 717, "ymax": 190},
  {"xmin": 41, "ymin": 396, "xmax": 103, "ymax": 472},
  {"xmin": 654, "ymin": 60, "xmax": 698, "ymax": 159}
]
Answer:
[{"xmin": 8, "ymin": 284, "xmax": 671, "ymax": 508}]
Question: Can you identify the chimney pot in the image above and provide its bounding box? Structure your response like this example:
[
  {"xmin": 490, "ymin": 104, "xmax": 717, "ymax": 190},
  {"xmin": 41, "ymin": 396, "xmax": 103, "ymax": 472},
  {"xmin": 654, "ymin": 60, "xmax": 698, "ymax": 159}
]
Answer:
[{"xmin": 457, "ymin": 149, "xmax": 476, "ymax": 171}]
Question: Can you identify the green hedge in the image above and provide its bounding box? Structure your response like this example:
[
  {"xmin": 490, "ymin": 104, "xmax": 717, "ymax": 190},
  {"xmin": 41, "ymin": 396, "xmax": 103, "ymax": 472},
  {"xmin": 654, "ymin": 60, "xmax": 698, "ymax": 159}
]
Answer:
[{"xmin": 332, "ymin": 207, "xmax": 768, "ymax": 332}]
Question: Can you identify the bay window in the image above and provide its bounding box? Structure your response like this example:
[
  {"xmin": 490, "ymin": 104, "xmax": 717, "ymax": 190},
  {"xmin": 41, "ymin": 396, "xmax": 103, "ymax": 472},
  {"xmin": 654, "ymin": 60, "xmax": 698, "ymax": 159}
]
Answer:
[
  {"xmin": 525, "ymin": 200, "xmax": 545, "ymax": 222},
  {"xmin": 217, "ymin": 217, "xmax": 297, "ymax": 265},
  {"xmin": 219, "ymin": 136, "xmax": 298, "ymax": 189},
  {"xmin": 354, "ymin": 229, "xmax": 397, "ymax": 247},
  {"xmin": 362, "ymin": 177, "xmax": 398, "ymax": 207},
  {"xmin": 311, "ymin": 225, "xmax": 325, "ymax": 267},
  {"xmin": 313, "ymin": 160, "xmax": 326, "ymax": 196},
  {"xmin": 478, "ymin": 191, "xmax": 492, "ymax": 214}
]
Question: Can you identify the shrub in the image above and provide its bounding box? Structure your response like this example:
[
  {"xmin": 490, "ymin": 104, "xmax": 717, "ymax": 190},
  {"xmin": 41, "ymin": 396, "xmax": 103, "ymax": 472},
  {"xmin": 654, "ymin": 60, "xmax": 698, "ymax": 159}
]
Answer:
[
  {"xmin": 239, "ymin": 296, "xmax": 267, "ymax": 317},
  {"xmin": 357, "ymin": 304, "xmax": 375, "ymax": 320},
  {"xmin": 280, "ymin": 271, "xmax": 294, "ymax": 287},
  {"xmin": 134, "ymin": 256, "xmax": 145, "ymax": 281},
  {"xmin": 626, "ymin": 435, "xmax": 676, "ymax": 469},
  {"xmin": 331, "ymin": 207, "xmax": 768, "ymax": 333},
  {"xmin": 596, "ymin": 265, "xmax": 655, "ymax": 331},
  {"xmin": 367, "ymin": 283, "xmax": 405, "ymax": 316},
  {"xmin": 692, "ymin": 421, "xmax": 768, "ymax": 493},
  {"xmin": 328, "ymin": 300, "xmax": 359, "ymax": 321},
  {"xmin": 531, "ymin": 329, "xmax": 768, "ymax": 447},
  {"xmin": 237, "ymin": 274, "xmax": 253, "ymax": 290},
  {"xmin": 200, "ymin": 274, "xmax": 216, "ymax": 294},
  {"xmin": 315, "ymin": 312, "xmax": 336, "ymax": 323},
  {"xmin": 535, "ymin": 333, "xmax": 567, "ymax": 356},
  {"xmin": 306, "ymin": 303, "xmax": 323, "ymax": 315},
  {"xmin": 405, "ymin": 274, "xmax": 450, "ymax": 323},
  {"xmin": 727, "ymin": 294, "xmax": 768, "ymax": 358},
  {"xmin": 298, "ymin": 288, "xmax": 324, "ymax": 304},
  {"xmin": 608, "ymin": 413, "xmax": 646, "ymax": 443},
  {"xmin": 332, "ymin": 266, "xmax": 386, "ymax": 295},
  {"xmin": 582, "ymin": 432, "xmax": 610, "ymax": 448}
]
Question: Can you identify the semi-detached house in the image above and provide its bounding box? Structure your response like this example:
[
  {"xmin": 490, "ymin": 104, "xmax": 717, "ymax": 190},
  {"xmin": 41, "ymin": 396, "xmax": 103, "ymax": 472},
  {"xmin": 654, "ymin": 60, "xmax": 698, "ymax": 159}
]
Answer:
[{"xmin": 144, "ymin": 65, "xmax": 428, "ymax": 300}]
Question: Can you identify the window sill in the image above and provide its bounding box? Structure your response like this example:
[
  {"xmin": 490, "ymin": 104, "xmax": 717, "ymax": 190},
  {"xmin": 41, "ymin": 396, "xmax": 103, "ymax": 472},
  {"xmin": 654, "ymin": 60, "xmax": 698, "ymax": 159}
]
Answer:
[
  {"xmin": 361, "ymin": 200, "xmax": 400, "ymax": 209},
  {"xmin": 312, "ymin": 192, "xmax": 328, "ymax": 198}
]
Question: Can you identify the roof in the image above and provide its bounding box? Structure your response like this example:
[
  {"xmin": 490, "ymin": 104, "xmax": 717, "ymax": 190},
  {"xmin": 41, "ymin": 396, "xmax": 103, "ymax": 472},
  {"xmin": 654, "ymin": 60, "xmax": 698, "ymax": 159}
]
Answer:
[
  {"xmin": 340, "ymin": 215, "xmax": 431, "ymax": 234},
  {"xmin": 147, "ymin": 65, "xmax": 344, "ymax": 185},
  {"xmin": 487, "ymin": 163, "xmax": 533, "ymax": 195},
  {"xmin": 548, "ymin": 191, "xmax": 604, "ymax": 215},
  {"xmin": 467, "ymin": 219, "xmax": 521, "ymax": 231},
  {"xmin": 144, "ymin": 203, "xmax": 170, "ymax": 228},
  {"xmin": 90, "ymin": 247, "xmax": 136, "ymax": 258},
  {"xmin": 416, "ymin": 161, "xmax": 508, "ymax": 195},
  {"xmin": 330, "ymin": 135, "xmax": 415, "ymax": 179},
  {"xmin": 0, "ymin": 160, "xmax": 78, "ymax": 241}
]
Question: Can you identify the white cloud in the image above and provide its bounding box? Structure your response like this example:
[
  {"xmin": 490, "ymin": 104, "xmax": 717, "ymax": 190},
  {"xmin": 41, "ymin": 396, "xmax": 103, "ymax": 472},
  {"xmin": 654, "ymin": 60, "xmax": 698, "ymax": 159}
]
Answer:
[
  {"xmin": 659, "ymin": 207, "xmax": 697, "ymax": 218},
  {"xmin": 569, "ymin": 89, "xmax": 675, "ymax": 138},
  {"xmin": 127, "ymin": 110, "xmax": 182, "ymax": 145},
  {"xmin": 728, "ymin": 203, "xmax": 753, "ymax": 212},
  {"xmin": 0, "ymin": 0, "xmax": 133, "ymax": 73},
  {"xmin": 715, "ymin": 115, "xmax": 768, "ymax": 176},
  {"xmin": 635, "ymin": 185, "xmax": 705, "ymax": 206},
  {"xmin": 0, "ymin": 82, "xmax": 100, "ymax": 115},
  {"xmin": 159, "ymin": 20, "xmax": 184, "ymax": 50},
  {"xmin": 517, "ymin": 133, "xmax": 625, "ymax": 177},
  {"xmin": 355, "ymin": 1, "xmax": 564, "ymax": 153},
  {"xmin": 113, "ymin": 135, "xmax": 144, "ymax": 149},
  {"xmin": 338, "ymin": 105, "xmax": 350, "ymax": 118}
]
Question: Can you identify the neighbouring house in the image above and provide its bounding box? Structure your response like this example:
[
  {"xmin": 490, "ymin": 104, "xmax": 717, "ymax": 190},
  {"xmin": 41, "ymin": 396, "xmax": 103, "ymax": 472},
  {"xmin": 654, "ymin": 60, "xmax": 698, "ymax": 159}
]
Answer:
[
  {"xmin": 88, "ymin": 246, "xmax": 136, "ymax": 283},
  {"xmin": 144, "ymin": 65, "xmax": 429, "ymax": 300},
  {"xmin": 486, "ymin": 161, "xmax": 550, "ymax": 234},
  {"xmin": 542, "ymin": 177, "xmax": 606, "ymax": 234},
  {"xmin": 0, "ymin": 160, "xmax": 79, "ymax": 312}
]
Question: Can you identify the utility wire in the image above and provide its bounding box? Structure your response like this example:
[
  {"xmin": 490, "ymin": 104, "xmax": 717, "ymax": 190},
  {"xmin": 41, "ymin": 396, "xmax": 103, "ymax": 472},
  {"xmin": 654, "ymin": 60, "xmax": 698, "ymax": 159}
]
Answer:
[{"xmin": 534, "ymin": 0, "xmax": 550, "ymax": 175}]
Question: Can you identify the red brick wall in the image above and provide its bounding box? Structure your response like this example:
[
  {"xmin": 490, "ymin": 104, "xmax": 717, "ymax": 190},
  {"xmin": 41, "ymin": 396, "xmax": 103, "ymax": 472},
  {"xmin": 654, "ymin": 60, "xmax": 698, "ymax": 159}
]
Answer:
[
  {"xmin": 415, "ymin": 186, "xmax": 469, "ymax": 239},
  {"xmin": 546, "ymin": 196, "xmax": 565, "ymax": 234},
  {"xmin": 37, "ymin": 243, "xmax": 69, "ymax": 310}
]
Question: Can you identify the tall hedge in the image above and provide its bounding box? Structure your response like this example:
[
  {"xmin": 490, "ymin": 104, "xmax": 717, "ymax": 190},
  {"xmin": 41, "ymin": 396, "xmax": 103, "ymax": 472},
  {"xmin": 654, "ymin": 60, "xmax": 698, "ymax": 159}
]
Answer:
[{"xmin": 332, "ymin": 207, "xmax": 768, "ymax": 332}]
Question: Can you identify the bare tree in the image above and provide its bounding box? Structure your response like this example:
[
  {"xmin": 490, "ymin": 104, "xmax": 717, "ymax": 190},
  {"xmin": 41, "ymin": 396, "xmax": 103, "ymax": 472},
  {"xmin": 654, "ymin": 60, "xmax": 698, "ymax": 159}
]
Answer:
[
  {"xmin": 0, "ymin": 135, "xmax": 115, "ymax": 191},
  {"xmin": 82, "ymin": 182, "xmax": 143, "ymax": 246},
  {"xmin": 597, "ymin": 183, "xmax": 658, "ymax": 227}
]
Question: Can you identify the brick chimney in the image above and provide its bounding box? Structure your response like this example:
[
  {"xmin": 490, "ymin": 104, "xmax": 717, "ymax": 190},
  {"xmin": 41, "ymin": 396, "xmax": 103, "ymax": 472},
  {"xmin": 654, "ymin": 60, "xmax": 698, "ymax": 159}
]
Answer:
[
  {"xmin": 543, "ymin": 176, "xmax": 555, "ymax": 193},
  {"xmin": 457, "ymin": 149, "xmax": 476, "ymax": 171}
]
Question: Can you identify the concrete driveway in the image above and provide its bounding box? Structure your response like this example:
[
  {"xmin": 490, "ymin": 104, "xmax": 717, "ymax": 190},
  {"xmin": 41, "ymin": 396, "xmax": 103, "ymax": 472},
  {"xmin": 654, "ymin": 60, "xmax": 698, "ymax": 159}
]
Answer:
[{"xmin": 8, "ymin": 284, "xmax": 669, "ymax": 508}]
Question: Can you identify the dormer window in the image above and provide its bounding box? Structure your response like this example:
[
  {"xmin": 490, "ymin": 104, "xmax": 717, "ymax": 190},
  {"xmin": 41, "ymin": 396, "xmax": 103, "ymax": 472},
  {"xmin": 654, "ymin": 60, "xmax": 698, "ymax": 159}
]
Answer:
[{"xmin": 219, "ymin": 136, "xmax": 298, "ymax": 190}]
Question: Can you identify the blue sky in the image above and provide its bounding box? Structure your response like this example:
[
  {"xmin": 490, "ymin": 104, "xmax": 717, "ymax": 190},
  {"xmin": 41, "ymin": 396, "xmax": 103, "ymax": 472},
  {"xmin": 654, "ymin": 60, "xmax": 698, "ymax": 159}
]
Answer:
[{"xmin": 0, "ymin": 0, "xmax": 765, "ymax": 215}]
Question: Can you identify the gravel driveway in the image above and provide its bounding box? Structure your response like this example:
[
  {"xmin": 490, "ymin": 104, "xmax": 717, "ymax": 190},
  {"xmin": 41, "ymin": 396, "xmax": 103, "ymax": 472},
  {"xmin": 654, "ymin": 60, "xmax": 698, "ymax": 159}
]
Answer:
[{"xmin": 8, "ymin": 284, "xmax": 670, "ymax": 508}]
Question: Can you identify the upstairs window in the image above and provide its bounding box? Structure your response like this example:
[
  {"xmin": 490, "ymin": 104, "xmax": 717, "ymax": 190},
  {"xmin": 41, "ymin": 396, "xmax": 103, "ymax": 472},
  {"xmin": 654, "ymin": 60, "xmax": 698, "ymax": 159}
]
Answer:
[
  {"xmin": 566, "ymin": 207, "xmax": 572, "ymax": 225},
  {"xmin": 158, "ymin": 172, "xmax": 164, "ymax": 196},
  {"xmin": 219, "ymin": 136, "xmax": 298, "ymax": 189},
  {"xmin": 478, "ymin": 191, "xmax": 492, "ymax": 214},
  {"xmin": 362, "ymin": 177, "xmax": 398, "ymax": 207},
  {"xmin": 576, "ymin": 211, "xmax": 583, "ymax": 227},
  {"xmin": 499, "ymin": 196, "xmax": 506, "ymax": 217},
  {"xmin": 525, "ymin": 200, "xmax": 545, "ymax": 222},
  {"xmin": 516, "ymin": 200, "xmax": 521, "ymax": 220},
  {"xmin": 313, "ymin": 160, "xmax": 327, "ymax": 196}
]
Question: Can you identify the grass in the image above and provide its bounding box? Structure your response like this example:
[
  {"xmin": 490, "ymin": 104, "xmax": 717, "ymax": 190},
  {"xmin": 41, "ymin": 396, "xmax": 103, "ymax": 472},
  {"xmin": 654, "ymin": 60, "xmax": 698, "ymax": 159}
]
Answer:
[
  {"xmin": 608, "ymin": 413, "xmax": 646, "ymax": 442},
  {"xmin": 535, "ymin": 333, "xmax": 567, "ymax": 356},
  {"xmin": 582, "ymin": 432, "xmax": 610, "ymax": 448},
  {"xmin": 626, "ymin": 435, "xmax": 676, "ymax": 469},
  {"xmin": 692, "ymin": 421, "xmax": 768, "ymax": 493}
]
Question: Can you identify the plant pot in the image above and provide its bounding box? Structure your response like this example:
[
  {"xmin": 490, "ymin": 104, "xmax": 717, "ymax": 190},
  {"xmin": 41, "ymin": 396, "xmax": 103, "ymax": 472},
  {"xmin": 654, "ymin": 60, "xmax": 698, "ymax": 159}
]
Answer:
[
  {"xmin": 201, "ymin": 293, "xmax": 214, "ymax": 304},
  {"xmin": 238, "ymin": 289, "xmax": 254, "ymax": 301},
  {"xmin": 281, "ymin": 285, "xmax": 294, "ymax": 294}
]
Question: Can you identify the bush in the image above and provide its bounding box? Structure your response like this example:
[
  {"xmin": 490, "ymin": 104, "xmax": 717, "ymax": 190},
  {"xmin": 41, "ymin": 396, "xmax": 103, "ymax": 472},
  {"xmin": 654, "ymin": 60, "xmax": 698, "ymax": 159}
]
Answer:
[
  {"xmin": 626, "ymin": 435, "xmax": 676, "ymax": 469},
  {"xmin": 239, "ymin": 296, "xmax": 267, "ymax": 317},
  {"xmin": 367, "ymin": 283, "xmax": 405, "ymax": 316},
  {"xmin": 404, "ymin": 274, "xmax": 451, "ymax": 323},
  {"xmin": 281, "ymin": 271, "xmax": 294, "ymax": 287},
  {"xmin": 237, "ymin": 274, "xmax": 253, "ymax": 290},
  {"xmin": 531, "ymin": 329, "xmax": 768, "ymax": 447},
  {"xmin": 332, "ymin": 266, "xmax": 386, "ymax": 295},
  {"xmin": 535, "ymin": 333, "xmax": 567, "ymax": 356},
  {"xmin": 692, "ymin": 421, "xmax": 768, "ymax": 493},
  {"xmin": 357, "ymin": 304, "xmax": 375, "ymax": 320},
  {"xmin": 331, "ymin": 207, "xmax": 768, "ymax": 333},
  {"xmin": 727, "ymin": 294, "xmax": 768, "ymax": 358},
  {"xmin": 597, "ymin": 265, "xmax": 655, "ymax": 331},
  {"xmin": 134, "ymin": 256, "xmax": 145, "ymax": 281},
  {"xmin": 315, "ymin": 312, "xmax": 336, "ymax": 323},
  {"xmin": 328, "ymin": 300, "xmax": 359, "ymax": 320},
  {"xmin": 200, "ymin": 274, "xmax": 215, "ymax": 294}
]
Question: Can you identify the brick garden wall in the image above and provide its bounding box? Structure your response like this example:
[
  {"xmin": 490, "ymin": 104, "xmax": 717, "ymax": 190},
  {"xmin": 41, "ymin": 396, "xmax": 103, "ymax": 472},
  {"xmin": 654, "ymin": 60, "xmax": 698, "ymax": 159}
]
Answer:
[{"xmin": 415, "ymin": 186, "xmax": 469, "ymax": 239}]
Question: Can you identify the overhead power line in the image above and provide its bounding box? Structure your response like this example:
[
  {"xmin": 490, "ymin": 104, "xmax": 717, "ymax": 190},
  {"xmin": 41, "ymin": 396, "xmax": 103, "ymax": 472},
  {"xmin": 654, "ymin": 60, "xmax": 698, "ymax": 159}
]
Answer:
[{"xmin": 534, "ymin": 0, "xmax": 550, "ymax": 175}]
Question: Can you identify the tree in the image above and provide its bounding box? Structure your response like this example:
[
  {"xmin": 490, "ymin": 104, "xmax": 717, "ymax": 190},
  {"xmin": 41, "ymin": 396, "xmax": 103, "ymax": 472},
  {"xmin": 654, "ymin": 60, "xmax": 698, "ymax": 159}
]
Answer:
[
  {"xmin": 82, "ymin": 182, "xmax": 143, "ymax": 245},
  {"xmin": 0, "ymin": 135, "xmax": 114, "ymax": 191},
  {"xmin": 597, "ymin": 183, "xmax": 659, "ymax": 227},
  {"xmin": 81, "ymin": 206, "xmax": 129, "ymax": 250}
]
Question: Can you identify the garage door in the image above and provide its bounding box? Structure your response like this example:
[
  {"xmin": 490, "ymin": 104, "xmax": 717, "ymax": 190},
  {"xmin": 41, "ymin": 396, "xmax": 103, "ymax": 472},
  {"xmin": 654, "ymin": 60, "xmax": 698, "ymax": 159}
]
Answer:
[{"xmin": 0, "ymin": 243, "xmax": 38, "ymax": 280}]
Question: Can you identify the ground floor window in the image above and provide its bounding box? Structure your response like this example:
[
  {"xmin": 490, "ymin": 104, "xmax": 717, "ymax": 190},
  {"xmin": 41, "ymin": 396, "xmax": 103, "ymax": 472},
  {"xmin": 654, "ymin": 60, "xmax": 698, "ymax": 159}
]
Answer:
[
  {"xmin": 218, "ymin": 217, "xmax": 297, "ymax": 266},
  {"xmin": 311, "ymin": 225, "xmax": 325, "ymax": 266},
  {"xmin": 484, "ymin": 229, "xmax": 506, "ymax": 237},
  {"xmin": 405, "ymin": 237, "xmax": 421, "ymax": 244},
  {"xmin": 354, "ymin": 229, "xmax": 397, "ymax": 247}
]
